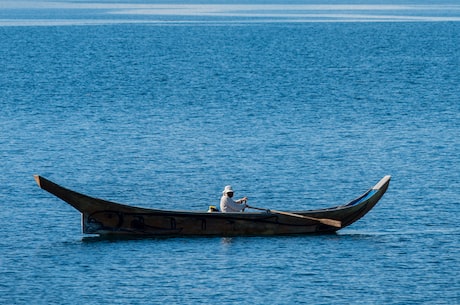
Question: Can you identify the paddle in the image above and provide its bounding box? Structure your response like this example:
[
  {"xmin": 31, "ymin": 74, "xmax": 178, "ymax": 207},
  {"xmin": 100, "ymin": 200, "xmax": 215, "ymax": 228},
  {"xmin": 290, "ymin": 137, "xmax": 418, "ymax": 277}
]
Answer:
[{"xmin": 246, "ymin": 205, "xmax": 342, "ymax": 228}]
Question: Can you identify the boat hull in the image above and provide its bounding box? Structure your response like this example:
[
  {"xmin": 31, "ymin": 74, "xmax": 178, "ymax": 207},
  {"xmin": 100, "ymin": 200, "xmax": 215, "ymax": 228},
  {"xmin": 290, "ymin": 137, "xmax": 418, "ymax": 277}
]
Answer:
[{"xmin": 34, "ymin": 175, "xmax": 390, "ymax": 236}]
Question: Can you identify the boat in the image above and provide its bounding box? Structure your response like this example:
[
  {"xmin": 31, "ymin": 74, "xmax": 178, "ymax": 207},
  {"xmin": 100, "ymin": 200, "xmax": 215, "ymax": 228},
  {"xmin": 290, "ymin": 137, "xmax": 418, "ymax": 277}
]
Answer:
[{"xmin": 34, "ymin": 175, "xmax": 391, "ymax": 237}]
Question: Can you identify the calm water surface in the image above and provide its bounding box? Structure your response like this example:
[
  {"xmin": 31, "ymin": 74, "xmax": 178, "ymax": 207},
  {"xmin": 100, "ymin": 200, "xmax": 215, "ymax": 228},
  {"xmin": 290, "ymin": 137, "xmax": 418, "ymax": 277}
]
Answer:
[{"xmin": 0, "ymin": 1, "xmax": 459, "ymax": 304}]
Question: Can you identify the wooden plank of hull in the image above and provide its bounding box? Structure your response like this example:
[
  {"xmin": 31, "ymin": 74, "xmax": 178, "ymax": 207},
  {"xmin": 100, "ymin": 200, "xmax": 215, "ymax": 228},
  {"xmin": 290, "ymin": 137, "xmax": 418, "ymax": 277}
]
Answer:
[
  {"xmin": 34, "ymin": 175, "xmax": 391, "ymax": 236},
  {"xmin": 82, "ymin": 210, "xmax": 321, "ymax": 236}
]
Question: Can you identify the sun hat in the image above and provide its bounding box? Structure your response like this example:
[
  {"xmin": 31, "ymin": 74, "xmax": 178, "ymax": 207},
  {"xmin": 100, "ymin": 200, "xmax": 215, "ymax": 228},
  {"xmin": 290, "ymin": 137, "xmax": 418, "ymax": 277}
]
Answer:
[{"xmin": 223, "ymin": 185, "xmax": 234, "ymax": 194}]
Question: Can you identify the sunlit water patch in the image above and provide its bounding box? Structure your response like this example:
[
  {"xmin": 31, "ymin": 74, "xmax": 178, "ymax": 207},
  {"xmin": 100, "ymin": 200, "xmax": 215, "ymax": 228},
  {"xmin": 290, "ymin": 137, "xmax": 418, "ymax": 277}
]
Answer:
[{"xmin": 2, "ymin": 2, "xmax": 460, "ymax": 25}]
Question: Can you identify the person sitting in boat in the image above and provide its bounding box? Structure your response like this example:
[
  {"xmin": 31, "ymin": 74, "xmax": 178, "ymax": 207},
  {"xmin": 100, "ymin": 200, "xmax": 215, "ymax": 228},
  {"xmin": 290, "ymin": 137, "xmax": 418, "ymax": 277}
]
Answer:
[{"xmin": 220, "ymin": 185, "xmax": 248, "ymax": 212}]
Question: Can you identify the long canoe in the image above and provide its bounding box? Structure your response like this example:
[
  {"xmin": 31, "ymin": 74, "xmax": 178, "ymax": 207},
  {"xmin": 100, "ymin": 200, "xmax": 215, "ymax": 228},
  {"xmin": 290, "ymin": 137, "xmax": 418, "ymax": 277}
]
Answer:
[{"xmin": 34, "ymin": 175, "xmax": 390, "ymax": 236}]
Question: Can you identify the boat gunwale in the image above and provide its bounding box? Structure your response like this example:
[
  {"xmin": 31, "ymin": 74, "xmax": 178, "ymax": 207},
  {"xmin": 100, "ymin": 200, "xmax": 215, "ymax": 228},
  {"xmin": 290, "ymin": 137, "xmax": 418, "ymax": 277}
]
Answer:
[{"xmin": 33, "ymin": 175, "xmax": 390, "ymax": 216}]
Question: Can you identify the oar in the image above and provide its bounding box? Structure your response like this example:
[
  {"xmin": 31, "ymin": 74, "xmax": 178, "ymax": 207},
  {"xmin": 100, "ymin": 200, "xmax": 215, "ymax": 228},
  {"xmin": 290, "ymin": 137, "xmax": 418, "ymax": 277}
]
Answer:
[{"xmin": 247, "ymin": 205, "xmax": 342, "ymax": 228}]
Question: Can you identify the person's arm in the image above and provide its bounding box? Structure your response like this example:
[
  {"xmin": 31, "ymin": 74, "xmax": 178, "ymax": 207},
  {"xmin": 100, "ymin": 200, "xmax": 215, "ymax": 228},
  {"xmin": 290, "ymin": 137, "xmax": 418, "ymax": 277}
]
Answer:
[
  {"xmin": 235, "ymin": 197, "xmax": 248, "ymax": 204},
  {"xmin": 223, "ymin": 197, "xmax": 247, "ymax": 212}
]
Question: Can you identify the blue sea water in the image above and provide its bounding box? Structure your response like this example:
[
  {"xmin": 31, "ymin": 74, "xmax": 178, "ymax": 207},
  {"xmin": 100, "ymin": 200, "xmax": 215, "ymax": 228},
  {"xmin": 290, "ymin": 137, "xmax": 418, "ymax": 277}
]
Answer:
[{"xmin": 1, "ymin": 1, "xmax": 459, "ymax": 304}]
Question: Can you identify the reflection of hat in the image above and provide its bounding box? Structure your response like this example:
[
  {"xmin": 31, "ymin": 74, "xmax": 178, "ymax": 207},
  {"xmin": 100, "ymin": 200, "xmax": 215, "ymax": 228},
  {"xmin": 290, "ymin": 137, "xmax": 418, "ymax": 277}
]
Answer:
[{"xmin": 223, "ymin": 185, "xmax": 234, "ymax": 194}]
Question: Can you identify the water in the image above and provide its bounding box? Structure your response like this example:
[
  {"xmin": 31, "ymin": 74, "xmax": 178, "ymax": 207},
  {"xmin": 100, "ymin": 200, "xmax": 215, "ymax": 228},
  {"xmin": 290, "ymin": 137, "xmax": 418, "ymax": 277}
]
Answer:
[{"xmin": 1, "ymin": 1, "xmax": 459, "ymax": 304}]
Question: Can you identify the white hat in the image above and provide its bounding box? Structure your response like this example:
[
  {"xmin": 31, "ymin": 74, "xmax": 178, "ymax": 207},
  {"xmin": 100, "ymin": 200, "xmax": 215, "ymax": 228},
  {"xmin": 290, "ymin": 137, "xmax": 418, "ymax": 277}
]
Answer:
[{"xmin": 223, "ymin": 185, "xmax": 234, "ymax": 194}]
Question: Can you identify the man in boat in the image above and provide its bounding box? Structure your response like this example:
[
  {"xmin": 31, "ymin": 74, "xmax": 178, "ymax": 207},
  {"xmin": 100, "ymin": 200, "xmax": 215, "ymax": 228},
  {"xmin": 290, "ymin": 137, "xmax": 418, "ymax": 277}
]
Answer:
[{"xmin": 220, "ymin": 185, "xmax": 248, "ymax": 212}]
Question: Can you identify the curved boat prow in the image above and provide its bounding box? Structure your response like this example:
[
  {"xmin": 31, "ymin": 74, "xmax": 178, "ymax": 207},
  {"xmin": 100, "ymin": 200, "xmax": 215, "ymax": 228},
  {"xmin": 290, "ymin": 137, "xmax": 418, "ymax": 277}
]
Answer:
[
  {"xmin": 337, "ymin": 175, "xmax": 391, "ymax": 229},
  {"xmin": 33, "ymin": 175, "xmax": 137, "ymax": 214},
  {"xmin": 373, "ymin": 175, "xmax": 391, "ymax": 192}
]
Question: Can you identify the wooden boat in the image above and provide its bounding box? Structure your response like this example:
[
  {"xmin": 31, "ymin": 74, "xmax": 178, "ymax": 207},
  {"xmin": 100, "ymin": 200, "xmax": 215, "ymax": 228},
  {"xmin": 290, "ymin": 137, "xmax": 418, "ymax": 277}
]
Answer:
[{"xmin": 34, "ymin": 175, "xmax": 390, "ymax": 236}]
